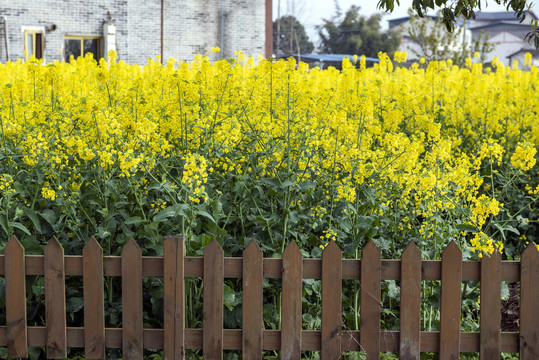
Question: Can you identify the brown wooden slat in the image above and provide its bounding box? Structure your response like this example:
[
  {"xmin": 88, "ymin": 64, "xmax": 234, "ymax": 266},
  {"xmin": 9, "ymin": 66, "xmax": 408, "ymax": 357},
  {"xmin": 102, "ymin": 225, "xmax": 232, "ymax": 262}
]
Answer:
[
  {"xmin": 121, "ymin": 238, "xmax": 143, "ymax": 360},
  {"xmin": 321, "ymin": 241, "xmax": 342, "ymax": 359},
  {"xmin": 520, "ymin": 243, "xmax": 539, "ymax": 359},
  {"xmin": 163, "ymin": 236, "xmax": 185, "ymax": 360},
  {"xmin": 0, "ymin": 326, "xmax": 523, "ymax": 352},
  {"xmin": 480, "ymin": 249, "xmax": 501, "ymax": 358},
  {"xmin": 281, "ymin": 241, "xmax": 303, "ymax": 359},
  {"xmin": 5, "ymin": 235, "xmax": 28, "ymax": 358},
  {"xmin": 83, "ymin": 237, "xmax": 105, "ymax": 359},
  {"xmin": 400, "ymin": 241, "xmax": 421, "ymax": 359},
  {"xmin": 203, "ymin": 239, "xmax": 224, "ymax": 359},
  {"xmin": 360, "ymin": 240, "xmax": 381, "ymax": 360},
  {"xmin": 439, "ymin": 241, "xmax": 462, "ymax": 360},
  {"xmin": 1, "ymin": 255, "xmax": 520, "ymax": 281},
  {"xmin": 44, "ymin": 236, "xmax": 67, "ymax": 358},
  {"xmin": 242, "ymin": 240, "xmax": 263, "ymax": 359}
]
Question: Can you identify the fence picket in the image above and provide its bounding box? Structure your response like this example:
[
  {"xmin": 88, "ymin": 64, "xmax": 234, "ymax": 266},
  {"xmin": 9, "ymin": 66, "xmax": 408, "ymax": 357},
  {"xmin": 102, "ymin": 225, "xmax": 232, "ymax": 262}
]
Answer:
[
  {"xmin": 121, "ymin": 238, "xmax": 143, "ymax": 360},
  {"xmin": 242, "ymin": 240, "xmax": 263, "ymax": 359},
  {"xmin": 440, "ymin": 241, "xmax": 462, "ymax": 360},
  {"xmin": 400, "ymin": 241, "xmax": 421, "ymax": 360},
  {"xmin": 163, "ymin": 236, "xmax": 185, "ymax": 360},
  {"xmin": 281, "ymin": 241, "xmax": 303, "ymax": 359},
  {"xmin": 44, "ymin": 236, "xmax": 66, "ymax": 358},
  {"xmin": 520, "ymin": 243, "xmax": 539, "ymax": 359},
  {"xmin": 480, "ymin": 248, "xmax": 501, "ymax": 358},
  {"xmin": 203, "ymin": 239, "xmax": 224, "ymax": 359},
  {"xmin": 321, "ymin": 241, "xmax": 342, "ymax": 360},
  {"xmin": 83, "ymin": 237, "xmax": 105, "ymax": 359},
  {"xmin": 5, "ymin": 235, "xmax": 27, "ymax": 358},
  {"xmin": 360, "ymin": 240, "xmax": 381, "ymax": 360}
]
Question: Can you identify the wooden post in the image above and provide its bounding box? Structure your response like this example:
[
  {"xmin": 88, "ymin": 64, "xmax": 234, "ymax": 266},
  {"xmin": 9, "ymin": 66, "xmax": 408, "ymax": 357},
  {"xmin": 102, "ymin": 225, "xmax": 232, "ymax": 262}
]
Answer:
[
  {"xmin": 121, "ymin": 238, "xmax": 143, "ymax": 359},
  {"xmin": 163, "ymin": 236, "xmax": 185, "ymax": 360},
  {"xmin": 440, "ymin": 241, "xmax": 462, "ymax": 360},
  {"xmin": 520, "ymin": 242, "xmax": 539, "ymax": 359},
  {"xmin": 321, "ymin": 241, "xmax": 342, "ymax": 359},
  {"xmin": 203, "ymin": 239, "xmax": 224, "ymax": 359},
  {"xmin": 44, "ymin": 236, "xmax": 67, "ymax": 358},
  {"xmin": 281, "ymin": 241, "xmax": 303, "ymax": 359},
  {"xmin": 83, "ymin": 237, "xmax": 105, "ymax": 359},
  {"xmin": 242, "ymin": 240, "xmax": 263, "ymax": 359},
  {"xmin": 5, "ymin": 235, "xmax": 27, "ymax": 358},
  {"xmin": 480, "ymin": 249, "xmax": 501, "ymax": 358},
  {"xmin": 400, "ymin": 241, "xmax": 421, "ymax": 359},
  {"xmin": 360, "ymin": 240, "xmax": 381, "ymax": 360}
]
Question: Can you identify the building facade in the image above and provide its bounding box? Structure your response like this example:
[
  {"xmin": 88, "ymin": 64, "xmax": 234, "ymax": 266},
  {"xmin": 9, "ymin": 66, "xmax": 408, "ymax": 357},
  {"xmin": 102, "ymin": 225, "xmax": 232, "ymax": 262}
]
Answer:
[
  {"xmin": 388, "ymin": 11, "xmax": 538, "ymax": 65},
  {"xmin": 0, "ymin": 0, "xmax": 272, "ymax": 64}
]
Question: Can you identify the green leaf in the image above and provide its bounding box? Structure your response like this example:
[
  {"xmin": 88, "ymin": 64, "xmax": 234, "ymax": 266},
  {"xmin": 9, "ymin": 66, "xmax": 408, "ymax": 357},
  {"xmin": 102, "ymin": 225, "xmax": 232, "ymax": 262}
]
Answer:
[
  {"xmin": 40, "ymin": 209, "xmax": 57, "ymax": 226},
  {"xmin": 197, "ymin": 210, "xmax": 216, "ymax": 224},
  {"xmin": 456, "ymin": 223, "xmax": 478, "ymax": 232},
  {"xmin": 12, "ymin": 222, "xmax": 31, "ymax": 236},
  {"xmin": 66, "ymin": 297, "xmax": 84, "ymax": 313},
  {"xmin": 223, "ymin": 284, "xmax": 236, "ymax": 311},
  {"xmin": 124, "ymin": 216, "xmax": 143, "ymax": 225},
  {"xmin": 501, "ymin": 281, "xmax": 510, "ymax": 301},
  {"xmin": 23, "ymin": 208, "xmax": 42, "ymax": 233}
]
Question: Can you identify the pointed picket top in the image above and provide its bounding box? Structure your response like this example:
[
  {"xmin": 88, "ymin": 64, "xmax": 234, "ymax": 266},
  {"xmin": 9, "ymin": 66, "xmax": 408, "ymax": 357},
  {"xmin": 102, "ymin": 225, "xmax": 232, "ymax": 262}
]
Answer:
[
  {"xmin": 83, "ymin": 236, "xmax": 103, "ymax": 255},
  {"xmin": 204, "ymin": 238, "xmax": 223, "ymax": 256},
  {"xmin": 403, "ymin": 240, "xmax": 420, "ymax": 258},
  {"xmin": 522, "ymin": 241, "xmax": 539, "ymax": 257},
  {"xmin": 6, "ymin": 235, "xmax": 24, "ymax": 254},
  {"xmin": 243, "ymin": 239, "xmax": 262, "ymax": 257},
  {"xmin": 362, "ymin": 239, "xmax": 381, "ymax": 258},
  {"xmin": 323, "ymin": 239, "xmax": 341, "ymax": 256},
  {"xmin": 442, "ymin": 240, "xmax": 462, "ymax": 260},
  {"xmin": 482, "ymin": 246, "xmax": 502, "ymax": 262},
  {"xmin": 122, "ymin": 238, "xmax": 142, "ymax": 257},
  {"xmin": 283, "ymin": 240, "xmax": 301, "ymax": 257},
  {"xmin": 44, "ymin": 236, "xmax": 63, "ymax": 255}
]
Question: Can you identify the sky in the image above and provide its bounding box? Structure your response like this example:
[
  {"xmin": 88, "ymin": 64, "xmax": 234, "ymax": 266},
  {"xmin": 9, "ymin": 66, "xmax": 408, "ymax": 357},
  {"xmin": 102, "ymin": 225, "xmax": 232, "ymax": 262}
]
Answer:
[{"xmin": 273, "ymin": 0, "xmax": 539, "ymax": 50}]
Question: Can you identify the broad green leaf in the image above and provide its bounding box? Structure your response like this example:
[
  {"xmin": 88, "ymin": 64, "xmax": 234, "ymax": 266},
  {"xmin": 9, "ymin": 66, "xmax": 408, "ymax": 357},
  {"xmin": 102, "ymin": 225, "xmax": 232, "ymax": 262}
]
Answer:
[{"xmin": 23, "ymin": 208, "xmax": 42, "ymax": 233}]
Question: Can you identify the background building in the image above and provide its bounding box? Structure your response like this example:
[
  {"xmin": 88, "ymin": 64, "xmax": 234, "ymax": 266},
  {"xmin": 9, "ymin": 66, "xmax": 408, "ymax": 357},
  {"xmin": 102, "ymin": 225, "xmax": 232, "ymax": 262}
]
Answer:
[
  {"xmin": 0, "ymin": 0, "xmax": 272, "ymax": 64},
  {"xmin": 388, "ymin": 10, "xmax": 538, "ymax": 65}
]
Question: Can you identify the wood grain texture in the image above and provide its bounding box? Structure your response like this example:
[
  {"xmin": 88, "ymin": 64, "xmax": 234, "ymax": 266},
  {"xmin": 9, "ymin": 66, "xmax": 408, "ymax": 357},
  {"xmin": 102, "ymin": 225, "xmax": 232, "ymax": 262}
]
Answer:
[
  {"xmin": 163, "ymin": 236, "xmax": 185, "ymax": 360},
  {"xmin": 5, "ymin": 235, "xmax": 28, "ymax": 358},
  {"xmin": 121, "ymin": 238, "xmax": 143, "ymax": 360},
  {"xmin": 360, "ymin": 240, "xmax": 381, "ymax": 360},
  {"xmin": 281, "ymin": 241, "xmax": 303, "ymax": 359},
  {"xmin": 83, "ymin": 237, "xmax": 105, "ymax": 359},
  {"xmin": 520, "ymin": 243, "xmax": 539, "ymax": 360},
  {"xmin": 400, "ymin": 241, "xmax": 421, "ymax": 360},
  {"xmin": 439, "ymin": 241, "xmax": 462, "ymax": 360},
  {"xmin": 0, "ymin": 254, "xmax": 522, "ymax": 281},
  {"xmin": 242, "ymin": 240, "xmax": 263, "ymax": 359},
  {"xmin": 321, "ymin": 241, "xmax": 342, "ymax": 360},
  {"xmin": 480, "ymin": 249, "xmax": 501, "ymax": 359},
  {"xmin": 203, "ymin": 239, "xmax": 224, "ymax": 359},
  {"xmin": 44, "ymin": 236, "xmax": 67, "ymax": 358}
]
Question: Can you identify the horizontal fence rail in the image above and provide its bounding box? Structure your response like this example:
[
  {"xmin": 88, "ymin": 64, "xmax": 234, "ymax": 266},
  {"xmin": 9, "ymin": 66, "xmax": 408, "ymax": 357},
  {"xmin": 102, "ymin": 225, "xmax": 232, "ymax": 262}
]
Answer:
[{"xmin": 0, "ymin": 235, "xmax": 537, "ymax": 359}]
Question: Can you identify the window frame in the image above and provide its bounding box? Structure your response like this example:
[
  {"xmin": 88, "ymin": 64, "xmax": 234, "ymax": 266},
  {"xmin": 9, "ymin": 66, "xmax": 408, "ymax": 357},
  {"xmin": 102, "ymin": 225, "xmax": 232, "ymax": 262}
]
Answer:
[
  {"xmin": 24, "ymin": 30, "xmax": 44, "ymax": 60},
  {"xmin": 64, "ymin": 35, "xmax": 102, "ymax": 61}
]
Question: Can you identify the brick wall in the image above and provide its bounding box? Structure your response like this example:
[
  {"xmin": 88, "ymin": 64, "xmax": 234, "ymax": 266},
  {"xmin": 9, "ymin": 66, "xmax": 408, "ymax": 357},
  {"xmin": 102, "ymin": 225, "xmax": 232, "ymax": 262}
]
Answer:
[{"xmin": 0, "ymin": 0, "xmax": 266, "ymax": 64}]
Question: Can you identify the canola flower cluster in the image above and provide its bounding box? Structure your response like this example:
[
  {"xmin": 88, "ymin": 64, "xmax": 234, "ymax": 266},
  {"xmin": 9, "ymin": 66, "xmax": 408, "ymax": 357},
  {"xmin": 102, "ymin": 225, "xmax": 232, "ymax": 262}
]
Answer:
[{"xmin": 0, "ymin": 52, "xmax": 538, "ymax": 258}]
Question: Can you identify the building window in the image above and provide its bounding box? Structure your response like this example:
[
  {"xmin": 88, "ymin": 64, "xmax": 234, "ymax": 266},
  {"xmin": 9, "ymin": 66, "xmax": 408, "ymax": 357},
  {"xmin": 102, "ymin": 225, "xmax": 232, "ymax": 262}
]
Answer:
[
  {"xmin": 25, "ymin": 30, "xmax": 43, "ymax": 59},
  {"xmin": 64, "ymin": 36, "xmax": 101, "ymax": 62}
]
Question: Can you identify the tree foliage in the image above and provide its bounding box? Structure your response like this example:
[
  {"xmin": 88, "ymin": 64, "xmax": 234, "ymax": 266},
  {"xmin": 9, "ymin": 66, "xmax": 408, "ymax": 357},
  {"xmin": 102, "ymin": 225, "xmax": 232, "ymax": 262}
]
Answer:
[
  {"xmin": 378, "ymin": 0, "xmax": 539, "ymax": 47},
  {"xmin": 273, "ymin": 15, "xmax": 314, "ymax": 57},
  {"xmin": 317, "ymin": 5, "xmax": 400, "ymax": 57},
  {"xmin": 406, "ymin": 10, "xmax": 495, "ymax": 66}
]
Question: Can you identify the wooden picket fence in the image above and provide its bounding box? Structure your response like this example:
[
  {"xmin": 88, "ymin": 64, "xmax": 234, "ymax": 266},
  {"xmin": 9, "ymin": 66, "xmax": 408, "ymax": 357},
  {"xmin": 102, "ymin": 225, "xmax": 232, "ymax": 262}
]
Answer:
[{"xmin": 0, "ymin": 235, "xmax": 538, "ymax": 359}]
